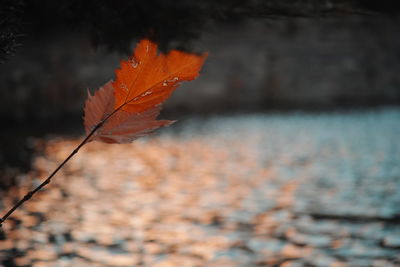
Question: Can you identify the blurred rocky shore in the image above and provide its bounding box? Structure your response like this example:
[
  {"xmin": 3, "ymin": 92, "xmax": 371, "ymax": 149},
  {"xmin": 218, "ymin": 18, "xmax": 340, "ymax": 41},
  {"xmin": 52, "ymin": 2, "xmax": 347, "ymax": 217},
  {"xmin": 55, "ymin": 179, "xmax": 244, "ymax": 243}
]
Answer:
[{"xmin": 0, "ymin": 108, "xmax": 399, "ymax": 266}]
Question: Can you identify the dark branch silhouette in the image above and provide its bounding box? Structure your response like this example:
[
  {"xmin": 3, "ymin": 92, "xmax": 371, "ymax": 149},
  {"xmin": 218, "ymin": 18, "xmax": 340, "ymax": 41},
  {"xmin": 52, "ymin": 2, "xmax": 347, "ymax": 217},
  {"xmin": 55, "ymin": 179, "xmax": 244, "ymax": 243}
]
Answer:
[{"xmin": 1, "ymin": 0, "xmax": 399, "ymax": 62}]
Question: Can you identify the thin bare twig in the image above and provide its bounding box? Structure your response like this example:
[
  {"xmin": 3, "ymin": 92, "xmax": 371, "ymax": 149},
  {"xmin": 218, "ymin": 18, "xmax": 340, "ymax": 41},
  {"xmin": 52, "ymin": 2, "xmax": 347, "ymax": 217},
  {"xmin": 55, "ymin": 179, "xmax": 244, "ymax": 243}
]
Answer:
[{"xmin": 0, "ymin": 104, "xmax": 125, "ymax": 227}]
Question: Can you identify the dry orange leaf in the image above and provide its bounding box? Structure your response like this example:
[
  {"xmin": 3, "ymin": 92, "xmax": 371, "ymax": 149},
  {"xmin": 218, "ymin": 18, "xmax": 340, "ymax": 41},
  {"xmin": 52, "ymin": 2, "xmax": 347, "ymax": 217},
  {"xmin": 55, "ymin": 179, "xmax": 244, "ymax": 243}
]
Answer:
[
  {"xmin": 84, "ymin": 81, "xmax": 174, "ymax": 143},
  {"xmin": 0, "ymin": 39, "xmax": 207, "ymax": 225},
  {"xmin": 83, "ymin": 39, "xmax": 207, "ymax": 144},
  {"xmin": 113, "ymin": 39, "xmax": 208, "ymax": 113}
]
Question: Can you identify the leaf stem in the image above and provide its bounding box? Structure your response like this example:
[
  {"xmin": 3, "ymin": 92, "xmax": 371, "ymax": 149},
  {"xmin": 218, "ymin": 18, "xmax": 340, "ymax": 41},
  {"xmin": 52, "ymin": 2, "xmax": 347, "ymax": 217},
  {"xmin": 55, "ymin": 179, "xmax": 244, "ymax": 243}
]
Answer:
[{"xmin": 0, "ymin": 104, "xmax": 125, "ymax": 227}]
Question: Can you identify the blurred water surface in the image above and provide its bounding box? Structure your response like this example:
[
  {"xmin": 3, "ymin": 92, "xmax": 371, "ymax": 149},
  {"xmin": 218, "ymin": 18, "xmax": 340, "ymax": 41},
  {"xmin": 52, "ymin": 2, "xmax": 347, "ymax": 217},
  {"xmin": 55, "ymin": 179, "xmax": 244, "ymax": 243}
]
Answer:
[{"xmin": 0, "ymin": 108, "xmax": 399, "ymax": 266}]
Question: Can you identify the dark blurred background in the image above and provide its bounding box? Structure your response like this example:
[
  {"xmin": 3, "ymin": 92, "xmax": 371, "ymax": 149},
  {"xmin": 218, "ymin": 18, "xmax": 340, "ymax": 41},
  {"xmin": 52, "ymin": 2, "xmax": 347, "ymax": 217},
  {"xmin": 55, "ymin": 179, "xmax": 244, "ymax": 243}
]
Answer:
[
  {"xmin": 1, "ymin": 1, "xmax": 400, "ymax": 266},
  {"xmin": 1, "ymin": 0, "xmax": 400, "ymax": 120},
  {"xmin": 1, "ymin": 0, "xmax": 400, "ymax": 184}
]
